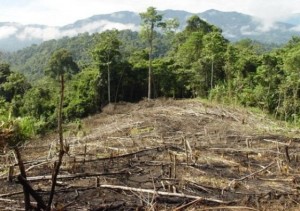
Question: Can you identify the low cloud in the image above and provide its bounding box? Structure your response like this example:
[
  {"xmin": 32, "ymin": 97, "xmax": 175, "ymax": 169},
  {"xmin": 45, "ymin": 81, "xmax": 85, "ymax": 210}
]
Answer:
[
  {"xmin": 254, "ymin": 20, "xmax": 279, "ymax": 32},
  {"xmin": 240, "ymin": 25, "xmax": 259, "ymax": 35},
  {"xmin": 62, "ymin": 20, "xmax": 138, "ymax": 37},
  {"xmin": 0, "ymin": 26, "xmax": 18, "ymax": 39},
  {"xmin": 16, "ymin": 26, "xmax": 61, "ymax": 40},
  {"xmin": 2, "ymin": 20, "xmax": 139, "ymax": 41},
  {"xmin": 290, "ymin": 25, "xmax": 300, "ymax": 32}
]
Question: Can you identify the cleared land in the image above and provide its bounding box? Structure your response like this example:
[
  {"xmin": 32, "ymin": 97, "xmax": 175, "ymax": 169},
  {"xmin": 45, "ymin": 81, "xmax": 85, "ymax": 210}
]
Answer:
[{"xmin": 0, "ymin": 99, "xmax": 300, "ymax": 210}]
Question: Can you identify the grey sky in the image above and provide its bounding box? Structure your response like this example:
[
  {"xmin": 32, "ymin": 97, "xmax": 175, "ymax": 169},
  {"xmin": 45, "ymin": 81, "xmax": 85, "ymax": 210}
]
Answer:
[{"xmin": 0, "ymin": 0, "xmax": 299, "ymax": 26}]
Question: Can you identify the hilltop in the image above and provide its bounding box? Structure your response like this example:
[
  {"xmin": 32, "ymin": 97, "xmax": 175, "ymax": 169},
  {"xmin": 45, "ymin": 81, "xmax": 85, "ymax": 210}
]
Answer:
[{"xmin": 1, "ymin": 99, "xmax": 299, "ymax": 210}]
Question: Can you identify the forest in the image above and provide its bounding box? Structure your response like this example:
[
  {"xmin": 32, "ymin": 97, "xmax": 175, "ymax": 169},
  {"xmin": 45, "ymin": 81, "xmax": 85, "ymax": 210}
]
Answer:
[{"xmin": 0, "ymin": 6, "xmax": 300, "ymax": 140}]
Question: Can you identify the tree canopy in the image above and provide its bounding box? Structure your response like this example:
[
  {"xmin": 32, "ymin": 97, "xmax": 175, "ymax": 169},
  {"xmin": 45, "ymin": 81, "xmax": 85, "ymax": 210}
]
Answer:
[{"xmin": 1, "ymin": 11, "xmax": 300, "ymax": 137}]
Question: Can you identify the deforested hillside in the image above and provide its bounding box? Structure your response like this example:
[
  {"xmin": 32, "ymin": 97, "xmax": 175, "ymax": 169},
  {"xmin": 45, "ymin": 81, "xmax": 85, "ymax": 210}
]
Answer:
[{"xmin": 1, "ymin": 99, "xmax": 299, "ymax": 210}]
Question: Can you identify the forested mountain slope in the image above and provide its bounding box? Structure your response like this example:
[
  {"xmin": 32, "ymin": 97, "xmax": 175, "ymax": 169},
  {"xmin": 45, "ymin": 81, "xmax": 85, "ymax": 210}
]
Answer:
[{"xmin": 0, "ymin": 9, "xmax": 299, "ymax": 51}]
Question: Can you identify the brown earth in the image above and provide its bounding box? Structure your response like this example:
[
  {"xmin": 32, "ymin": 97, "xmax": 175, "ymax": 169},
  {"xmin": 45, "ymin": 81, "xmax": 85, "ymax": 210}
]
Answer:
[{"xmin": 0, "ymin": 98, "xmax": 300, "ymax": 210}]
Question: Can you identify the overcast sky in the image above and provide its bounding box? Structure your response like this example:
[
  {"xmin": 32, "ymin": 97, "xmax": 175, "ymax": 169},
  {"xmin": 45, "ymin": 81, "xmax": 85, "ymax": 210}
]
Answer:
[{"xmin": 0, "ymin": 0, "xmax": 299, "ymax": 26}]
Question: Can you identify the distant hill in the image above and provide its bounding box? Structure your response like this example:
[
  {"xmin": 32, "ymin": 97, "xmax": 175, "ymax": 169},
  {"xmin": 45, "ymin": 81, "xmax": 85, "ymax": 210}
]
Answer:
[
  {"xmin": 285, "ymin": 13, "xmax": 300, "ymax": 25},
  {"xmin": 0, "ymin": 9, "xmax": 300, "ymax": 52},
  {"xmin": 198, "ymin": 9, "xmax": 298, "ymax": 43}
]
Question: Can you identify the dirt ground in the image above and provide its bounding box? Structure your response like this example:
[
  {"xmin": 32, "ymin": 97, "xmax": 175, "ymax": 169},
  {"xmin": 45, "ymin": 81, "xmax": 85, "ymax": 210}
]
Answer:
[{"xmin": 1, "ymin": 99, "xmax": 300, "ymax": 210}]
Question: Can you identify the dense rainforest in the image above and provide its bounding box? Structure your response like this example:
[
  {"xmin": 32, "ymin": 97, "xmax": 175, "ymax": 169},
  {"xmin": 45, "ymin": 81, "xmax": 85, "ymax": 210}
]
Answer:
[{"xmin": 0, "ymin": 7, "xmax": 300, "ymax": 140}]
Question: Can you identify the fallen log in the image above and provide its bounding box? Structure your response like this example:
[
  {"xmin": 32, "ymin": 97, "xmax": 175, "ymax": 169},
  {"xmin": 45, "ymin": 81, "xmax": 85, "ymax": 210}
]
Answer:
[
  {"xmin": 81, "ymin": 145, "xmax": 169, "ymax": 163},
  {"xmin": 99, "ymin": 184, "xmax": 231, "ymax": 204},
  {"xmin": 0, "ymin": 191, "xmax": 23, "ymax": 197},
  {"xmin": 25, "ymin": 171, "xmax": 129, "ymax": 182}
]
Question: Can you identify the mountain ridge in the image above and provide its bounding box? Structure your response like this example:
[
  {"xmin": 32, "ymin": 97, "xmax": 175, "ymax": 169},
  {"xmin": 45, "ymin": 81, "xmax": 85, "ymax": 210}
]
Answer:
[{"xmin": 0, "ymin": 9, "xmax": 299, "ymax": 52}]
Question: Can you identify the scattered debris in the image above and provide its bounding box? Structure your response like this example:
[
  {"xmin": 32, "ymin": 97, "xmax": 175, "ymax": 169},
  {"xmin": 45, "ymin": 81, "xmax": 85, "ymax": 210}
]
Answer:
[{"xmin": 0, "ymin": 99, "xmax": 299, "ymax": 210}]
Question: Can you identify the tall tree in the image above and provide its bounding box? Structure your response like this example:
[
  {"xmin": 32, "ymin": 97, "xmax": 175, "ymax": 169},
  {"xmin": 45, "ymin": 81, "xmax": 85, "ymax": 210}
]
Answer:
[
  {"xmin": 92, "ymin": 30, "xmax": 121, "ymax": 104},
  {"xmin": 224, "ymin": 44, "xmax": 239, "ymax": 99},
  {"xmin": 175, "ymin": 31, "xmax": 205, "ymax": 97},
  {"xmin": 140, "ymin": 7, "xmax": 165, "ymax": 99},
  {"xmin": 203, "ymin": 30, "xmax": 227, "ymax": 90},
  {"xmin": 46, "ymin": 48, "xmax": 78, "ymax": 209}
]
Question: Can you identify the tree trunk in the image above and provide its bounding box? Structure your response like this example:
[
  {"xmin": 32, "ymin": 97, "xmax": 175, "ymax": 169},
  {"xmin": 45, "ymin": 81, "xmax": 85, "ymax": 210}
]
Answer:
[
  {"xmin": 14, "ymin": 147, "xmax": 31, "ymax": 210},
  {"xmin": 148, "ymin": 23, "xmax": 154, "ymax": 100},
  {"xmin": 148, "ymin": 46, "xmax": 152, "ymax": 100},
  {"xmin": 47, "ymin": 74, "xmax": 65, "ymax": 210},
  {"xmin": 108, "ymin": 63, "xmax": 111, "ymax": 104},
  {"xmin": 58, "ymin": 74, "xmax": 64, "ymax": 150},
  {"xmin": 210, "ymin": 59, "xmax": 214, "ymax": 90}
]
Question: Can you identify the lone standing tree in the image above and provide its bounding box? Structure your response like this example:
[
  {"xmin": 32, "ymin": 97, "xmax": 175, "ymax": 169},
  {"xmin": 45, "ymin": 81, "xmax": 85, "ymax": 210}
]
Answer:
[
  {"xmin": 140, "ymin": 7, "xmax": 165, "ymax": 99},
  {"xmin": 46, "ymin": 48, "xmax": 78, "ymax": 209}
]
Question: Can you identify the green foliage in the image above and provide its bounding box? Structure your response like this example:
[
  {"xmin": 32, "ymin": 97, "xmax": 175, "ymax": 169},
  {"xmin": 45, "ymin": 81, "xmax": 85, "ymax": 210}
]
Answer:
[
  {"xmin": 21, "ymin": 79, "xmax": 57, "ymax": 121},
  {"xmin": 46, "ymin": 48, "xmax": 79, "ymax": 79},
  {"xmin": 0, "ymin": 97, "xmax": 9, "ymax": 118},
  {"xmin": 64, "ymin": 67, "xmax": 100, "ymax": 120},
  {"xmin": 164, "ymin": 18, "xmax": 180, "ymax": 34},
  {"xmin": 2, "ymin": 72, "xmax": 31, "ymax": 102},
  {"xmin": 140, "ymin": 7, "xmax": 165, "ymax": 40},
  {"xmin": 209, "ymin": 84, "xmax": 231, "ymax": 104},
  {"xmin": 185, "ymin": 15, "xmax": 216, "ymax": 34},
  {"xmin": 0, "ymin": 64, "xmax": 31, "ymax": 119},
  {"xmin": 92, "ymin": 30, "xmax": 121, "ymax": 65},
  {"xmin": 92, "ymin": 30, "xmax": 122, "ymax": 103},
  {"xmin": 1, "ymin": 12, "xmax": 300, "ymax": 138},
  {"xmin": 140, "ymin": 7, "xmax": 166, "ymax": 99},
  {"xmin": 0, "ymin": 118, "xmax": 27, "ymax": 147},
  {"xmin": 18, "ymin": 116, "xmax": 46, "ymax": 137},
  {"xmin": 0, "ymin": 63, "xmax": 11, "ymax": 83}
]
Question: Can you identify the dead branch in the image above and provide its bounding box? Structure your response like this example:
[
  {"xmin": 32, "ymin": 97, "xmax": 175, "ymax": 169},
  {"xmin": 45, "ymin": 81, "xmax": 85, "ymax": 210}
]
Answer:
[
  {"xmin": 7, "ymin": 165, "xmax": 14, "ymax": 182},
  {"xmin": 237, "ymin": 161, "xmax": 275, "ymax": 181},
  {"xmin": 0, "ymin": 191, "xmax": 23, "ymax": 198},
  {"xmin": 25, "ymin": 171, "xmax": 129, "ymax": 182},
  {"xmin": 223, "ymin": 161, "xmax": 275, "ymax": 194},
  {"xmin": 285, "ymin": 146, "xmax": 291, "ymax": 163},
  {"xmin": 17, "ymin": 175, "xmax": 47, "ymax": 210},
  {"xmin": 196, "ymin": 206, "xmax": 259, "ymax": 211},
  {"xmin": 47, "ymin": 150, "xmax": 64, "ymax": 210},
  {"xmin": 82, "ymin": 146, "xmax": 169, "ymax": 163},
  {"xmin": 210, "ymin": 147, "xmax": 283, "ymax": 155},
  {"xmin": 0, "ymin": 197, "xmax": 18, "ymax": 203},
  {"xmin": 14, "ymin": 147, "xmax": 31, "ymax": 210},
  {"xmin": 185, "ymin": 181, "xmax": 211, "ymax": 193},
  {"xmin": 99, "ymin": 184, "xmax": 231, "ymax": 204},
  {"xmin": 173, "ymin": 198, "xmax": 203, "ymax": 211},
  {"xmin": 25, "ymin": 161, "xmax": 50, "ymax": 173},
  {"xmin": 257, "ymin": 177, "xmax": 292, "ymax": 182},
  {"xmin": 262, "ymin": 139, "xmax": 290, "ymax": 146}
]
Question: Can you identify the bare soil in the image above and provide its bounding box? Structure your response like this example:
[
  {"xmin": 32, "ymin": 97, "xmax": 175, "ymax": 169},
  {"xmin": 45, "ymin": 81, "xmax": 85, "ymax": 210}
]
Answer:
[{"xmin": 1, "ymin": 99, "xmax": 300, "ymax": 210}]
